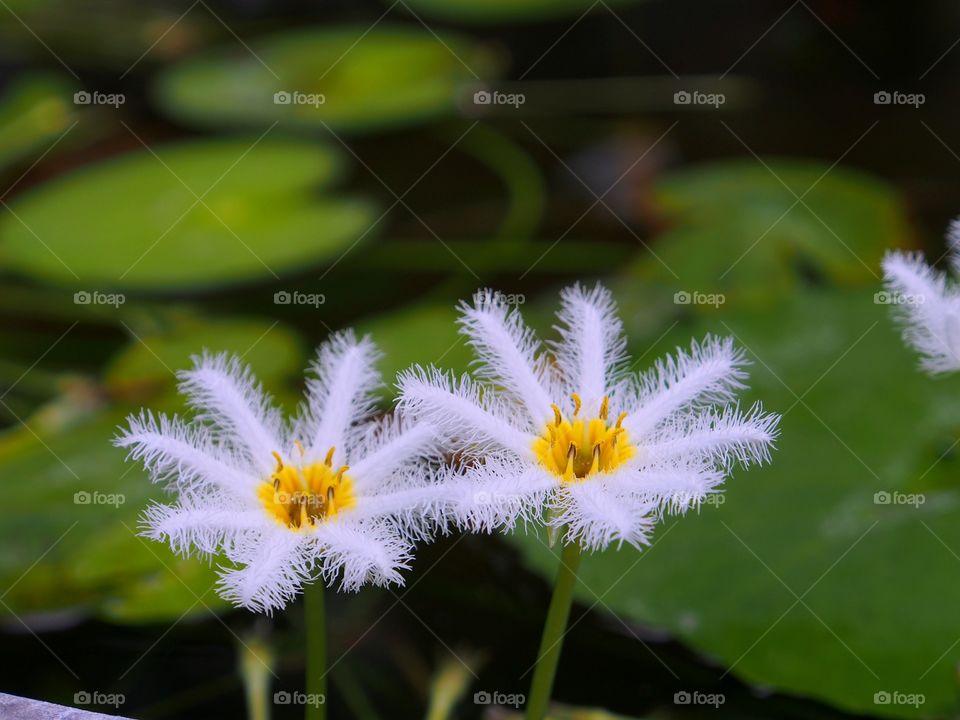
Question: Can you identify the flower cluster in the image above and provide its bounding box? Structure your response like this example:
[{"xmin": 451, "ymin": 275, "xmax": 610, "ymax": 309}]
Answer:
[{"xmin": 117, "ymin": 284, "xmax": 780, "ymax": 613}]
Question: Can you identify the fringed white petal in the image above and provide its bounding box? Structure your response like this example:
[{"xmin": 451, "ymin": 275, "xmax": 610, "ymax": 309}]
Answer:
[
  {"xmin": 311, "ymin": 520, "xmax": 412, "ymax": 592},
  {"xmin": 947, "ymin": 218, "xmax": 960, "ymax": 276},
  {"xmin": 458, "ymin": 291, "xmax": 555, "ymax": 426},
  {"xmin": 396, "ymin": 366, "xmax": 535, "ymax": 457},
  {"xmin": 217, "ymin": 529, "xmax": 315, "ymax": 614},
  {"xmin": 642, "ymin": 404, "xmax": 779, "ymax": 469},
  {"xmin": 141, "ymin": 502, "xmax": 269, "ymax": 557},
  {"xmin": 440, "ymin": 457, "xmax": 557, "ymax": 534},
  {"xmin": 550, "ymin": 283, "xmax": 627, "ymax": 409},
  {"xmin": 295, "ymin": 331, "xmax": 382, "ymax": 464},
  {"xmin": 116, "ymin": 410, "xmax": 258, "ymax": 495},
  {"xmin": 348, "ymin": 417, "xmax": 442, "ymax": 491},
  {"xmin": 625, "ymin": 336, "xmax": 749, "ymax": 438},
  {"xmin": 346, "ymin": 481, "xmax": 450, "ymax": 541},
  {"xmin": 551, "ymin": 481, "xmax": 656, "ymax": 552},
  {"xmin": 178, "ymin": 352, "xmax": 284, "ymax": 475},
  {"xmin": 882, "ymin": 250, "xmax": 960, "ymax": 374},
  {"xmin": 601, "ymin": 462, "xmax": 726, "ymax": 515}
]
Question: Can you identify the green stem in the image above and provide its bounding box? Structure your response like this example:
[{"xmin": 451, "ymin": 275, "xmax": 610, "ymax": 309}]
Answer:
[
  {"xmin": 305, "ymin": 582, "xmax": 327, "ymax": 720},
  {"xmin": 526, "ymin": 537, "xmax": 583, "ymax": 720}
]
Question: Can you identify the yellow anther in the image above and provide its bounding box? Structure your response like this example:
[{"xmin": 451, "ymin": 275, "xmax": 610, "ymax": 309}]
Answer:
[
  {"xmin": 294, "ymin": 439, "xmax": 305, "ymax": 456},
  {"xmin": 259, "ymin": 449, "xmax": 356, "ymax": 530},
  {"xmin": 589, "ymin": 444, "xmax": 601, "ymax": 475},
  {"xmin": 531, "ymin": 394, "xmax": 635, "ymax": 483},
  {"xmin": 327, "ymin": 486, "xmax": 336, "ymax": 514},
  {"xmin": 324, "ymin": 446, "xmax": 336, "ymax": 466}
]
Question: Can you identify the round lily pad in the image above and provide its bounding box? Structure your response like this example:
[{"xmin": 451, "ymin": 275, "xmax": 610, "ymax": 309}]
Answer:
[
  {"xmin": 154, "ymin": 25, "xmax": 497, "ymax": 133},
  {"xmin": 0, "ymin": 138, "xmax": 377, "ymax": 290}
]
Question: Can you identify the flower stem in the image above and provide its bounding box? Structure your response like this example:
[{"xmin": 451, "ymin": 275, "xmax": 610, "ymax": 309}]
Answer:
[
  {"xmin": 304, "ymin": 582, "xmax": 326, "ymax": 720},
  {"xmin": 525, "ymin": 536, "xmax": 583, "ymax": 720}
]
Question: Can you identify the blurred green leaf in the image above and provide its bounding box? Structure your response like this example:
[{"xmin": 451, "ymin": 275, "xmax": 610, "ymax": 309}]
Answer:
[
  {"xmin": 0, "ymin": 74, "xmax": 77, "ymax": 172},
  {"xmin": 105, "ymin": 317, "xmax": 303, "ymax": 401},
  {"xmin": 0, "ymin": 317, "xmax": 304, "ymax": 623},
  {"xmin": 645, "ymin": 159, "xmax": 911, "ymax": 306},
  {"xmin": 0, "ymin": 138, "xmax": 376, "ymax": 290},
  {"xmin": 154, "ymin": 25, "xmax": 497, "ymax": 133}
]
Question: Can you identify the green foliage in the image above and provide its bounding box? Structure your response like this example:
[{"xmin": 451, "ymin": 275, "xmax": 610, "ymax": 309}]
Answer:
[
  {"xmin": 0, "ymin": 138, "xmax": 376, "ymax": 289},
  {"xmin": 646, "ymin": 159, "xmax": 912, "ymax": 306},
  {"xmin": 154, "ymin": 25, "xmax": 497, "ymax": 133},
  {"xmin": 0, "ymin": 74, "xmax": 77, "ymax": 172},
  {"xmin": 0, "ymin": 318, "xmax": 303, "ymax": 623},
  {"xmin": 509, "ymin": 161, "xmax": 959, "ymax": 718}
]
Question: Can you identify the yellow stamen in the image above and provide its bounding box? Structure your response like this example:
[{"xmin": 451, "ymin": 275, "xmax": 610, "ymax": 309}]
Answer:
[
  {"xmin": 258, "ymin": 444, "xmax": 356, "ymax": 530},
  {"xmin": 551, "ymin": 404, "xmax": 562, "ymax": 427},
  {"xmin": 532, "ymin": 395, "xmax": 635, "ymax": 483}
]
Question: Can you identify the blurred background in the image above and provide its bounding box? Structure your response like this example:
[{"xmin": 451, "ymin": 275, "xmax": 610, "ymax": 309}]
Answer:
[{"xmin": 2, "ymin": 0, "xmax": 960, "ymax": 718}]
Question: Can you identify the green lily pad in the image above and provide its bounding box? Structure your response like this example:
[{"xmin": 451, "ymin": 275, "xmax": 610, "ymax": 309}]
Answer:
[
  {"xmin": 645, "ymin": 159, "xmax": 911, "ymax": 306},
  {"xmin": 154, "ymin": 25, "xmax": 496, "ymax": 133},
  {"xmin": 0, "ymin": 138, "xmax": 376, "ymax": 290},
  {"xmin": 0, "ymin": 74, "xmax": 77, "ymax": 172},
  {"xmin": 0, "ymin": 317, "xmax": 305, "ymax": 623}
]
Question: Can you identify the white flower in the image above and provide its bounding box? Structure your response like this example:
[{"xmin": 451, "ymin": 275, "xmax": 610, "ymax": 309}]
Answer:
[
  {"xmin": 116, "ymin": 331, "xmax": 446, "ymax": 614},
  {"xmin": 882, "ymin": 219, "xmax": 960, "ymax": 374},
  {"xmin": 398, "ymin": 285, "xmax": 779, "ymax": 551}
]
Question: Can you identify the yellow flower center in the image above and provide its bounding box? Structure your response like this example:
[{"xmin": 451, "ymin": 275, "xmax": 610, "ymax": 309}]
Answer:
[
  {"xmin": 532, "ymin": 394, "xmax": 634, "ymax": 483},
  {"xmin": 257, "ymin": 444, "xmax": 356, "ymax": 530}
]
